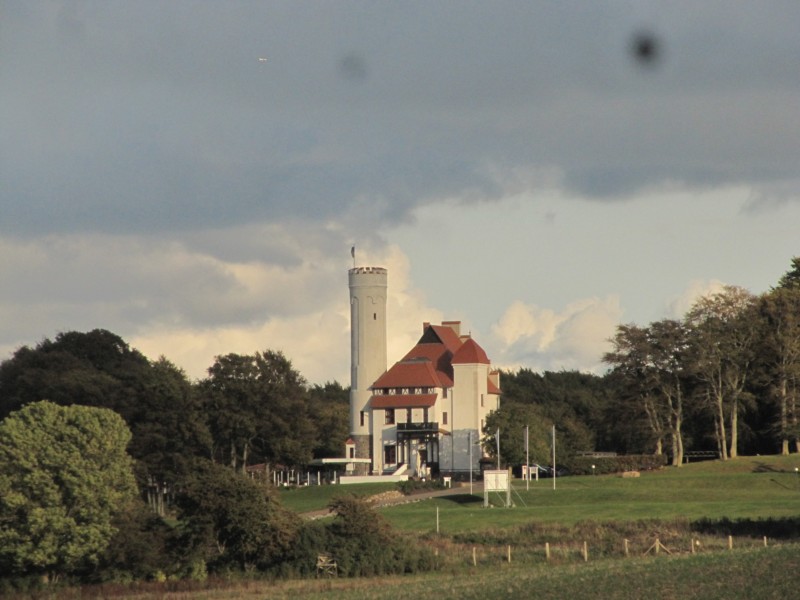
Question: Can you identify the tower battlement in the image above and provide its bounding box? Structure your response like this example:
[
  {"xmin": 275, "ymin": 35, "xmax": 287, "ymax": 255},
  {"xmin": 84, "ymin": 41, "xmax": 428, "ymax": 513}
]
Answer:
[{"xmin": 349, "ymin": 266, "xmax": 387, "ymax": 276}]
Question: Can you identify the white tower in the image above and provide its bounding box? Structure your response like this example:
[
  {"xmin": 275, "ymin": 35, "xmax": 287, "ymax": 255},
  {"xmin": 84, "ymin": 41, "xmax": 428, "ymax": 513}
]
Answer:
[{"xmin": 349, "ymin": 267, "xmax": 387, "ymax": 470}]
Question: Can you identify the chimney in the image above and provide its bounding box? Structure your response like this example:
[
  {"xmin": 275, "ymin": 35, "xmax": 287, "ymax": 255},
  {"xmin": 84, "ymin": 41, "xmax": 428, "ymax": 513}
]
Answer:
[
  {"xmin": 442, "ymin": 320, "xmax": 461, "ymax": 336},
  {"xmin": 489, "ymin": 370, "xmax": 500, "ymax": 390}
]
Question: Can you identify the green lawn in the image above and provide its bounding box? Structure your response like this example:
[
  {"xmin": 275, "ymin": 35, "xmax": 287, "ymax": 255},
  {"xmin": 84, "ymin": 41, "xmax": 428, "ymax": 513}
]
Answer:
[{"xmin": 382, "ymin": 455, "xmax": 800, "ymax": 533}]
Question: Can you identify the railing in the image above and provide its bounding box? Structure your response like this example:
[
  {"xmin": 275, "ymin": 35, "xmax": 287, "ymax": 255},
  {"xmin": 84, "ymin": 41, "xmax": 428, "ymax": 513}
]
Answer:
[{"xmin": 397, "ymin": 422, "xmax": 439, "ymax": 434}]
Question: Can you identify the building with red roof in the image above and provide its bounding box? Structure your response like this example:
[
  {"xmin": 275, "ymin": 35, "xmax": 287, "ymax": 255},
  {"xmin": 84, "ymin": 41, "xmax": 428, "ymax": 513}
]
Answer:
[{"xmin": 348, "ymin": 266, "xmax": 500, "ymax": 478}]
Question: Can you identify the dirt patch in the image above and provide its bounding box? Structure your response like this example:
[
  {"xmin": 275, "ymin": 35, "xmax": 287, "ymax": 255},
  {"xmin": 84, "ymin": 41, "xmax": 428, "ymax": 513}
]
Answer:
[{"xmin": 367, "ymin": 490, "xmax": 405, "ymax": 504}]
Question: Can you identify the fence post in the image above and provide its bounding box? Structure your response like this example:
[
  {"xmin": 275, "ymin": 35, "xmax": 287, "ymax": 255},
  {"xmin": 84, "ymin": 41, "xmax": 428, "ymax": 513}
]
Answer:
[
  {"xmin": 655, "ymin": 538, "xmax": 660, "ymax": 555},
  {"xmin": 507, "ymin": 545, "xmax": 512, "ymax": 563},
  {"xmin": 472, "ymin": 547, "xmax": 477, "ymax": 567},
  {"xmin": 545, "ymin": 542, "xmax": 550, "ymax": 562},
  {"xmin": 691, "ymin": 538, "xmax": 695, "ymax": 554},
  {"xmin": 582, "ymin": 541, "xmax": 588, "ymax": 562},
  {"xmin": 763, "ymin": 536, "xmax": 768, "ymax": 548},
  {"xmin": 728, "ymin": 535, "xmax": 733, "ymax": 550},
  {"xmin": 624, "ymin": 538, "xmax": 629, "ymax": 557}
]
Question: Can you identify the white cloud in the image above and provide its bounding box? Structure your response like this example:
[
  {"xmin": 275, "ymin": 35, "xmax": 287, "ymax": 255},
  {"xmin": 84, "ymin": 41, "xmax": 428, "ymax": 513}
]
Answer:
[
  {"xmin": 0, "ymin": 231, "xmax": 447, "ymax": 384},
  {"xmin": 489, "ymin": 296, "xmax": 623, "ymax": 374},
  {"xmin": 129, "ymin": 242, "xmax": 445, "ymax": 382}
]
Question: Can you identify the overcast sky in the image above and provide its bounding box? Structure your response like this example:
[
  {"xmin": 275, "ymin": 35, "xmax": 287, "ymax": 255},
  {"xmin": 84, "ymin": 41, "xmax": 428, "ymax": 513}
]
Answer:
[{"xmin": 2, "ymin": 1, "xmax": 800, "ymax": 384}]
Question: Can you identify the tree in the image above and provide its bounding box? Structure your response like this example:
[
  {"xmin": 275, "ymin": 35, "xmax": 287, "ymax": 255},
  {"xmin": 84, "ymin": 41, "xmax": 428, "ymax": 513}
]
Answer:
[
  {"xmin": 174, "ymin": 460, "xmax": 299, "ymax": 572},
  {"xmin": 497, "ymin": 369, "xmax": 601, "ymax": 455},
  {"xmin": 0, "ymin": 401, "xmax": 137, "ymax": 580},
  {"xmin": 685, "ymin": 286, "xmax": 758, "ymax": 459},
  {"xmin": 776, "ymin": 256, "xmax": 800, "ymax": 290},
  {"xmin": 307, "ymin": 382, "xmax": 350, "ymax": 458},
  {"xmin": 604, "ymin": 324, "xmax": 667, "ymax": 457},
  {"xmin": 482, "ymin": 401, "xmax": 553, "ymax": 467},
  {"xmin": 202, "ymin": 350, "xmax": 314, "ymax": 472},
  {"xmin": 646, "ymin": 319, "xmax": 691, "ymax": 466},
  {"xmin": 756, "ymin": 287, "xmax": 800, "ymax": 454},
  {"xmin": 0, "ymin": 331, "xmax": 212, "ymax": 488}
]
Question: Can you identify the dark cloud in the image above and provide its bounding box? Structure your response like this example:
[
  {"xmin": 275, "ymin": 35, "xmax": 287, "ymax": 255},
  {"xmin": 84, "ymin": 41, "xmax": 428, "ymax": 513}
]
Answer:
[{"xmin": 3, "ymin": 2, "xmax": 800, "ymax": 237}]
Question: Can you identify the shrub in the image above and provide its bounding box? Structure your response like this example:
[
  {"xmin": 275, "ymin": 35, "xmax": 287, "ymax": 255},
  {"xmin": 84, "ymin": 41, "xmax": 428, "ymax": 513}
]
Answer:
[
  {"xmin": 289, "ymin": 495, "xmax": 438, "ymax": 578},
  {"xmin": 562, "ymin": 454, "xmax": 667, "ymax": 476}
]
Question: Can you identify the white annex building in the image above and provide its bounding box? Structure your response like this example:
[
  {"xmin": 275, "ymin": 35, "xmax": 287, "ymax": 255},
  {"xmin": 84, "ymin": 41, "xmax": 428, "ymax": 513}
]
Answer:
[{"xmin": 348, "ymin": 266, "xmax": 500, "ymax": 478}]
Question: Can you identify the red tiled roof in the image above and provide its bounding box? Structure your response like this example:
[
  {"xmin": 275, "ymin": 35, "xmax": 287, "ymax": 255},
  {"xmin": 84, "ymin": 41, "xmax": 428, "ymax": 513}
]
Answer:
[
  {"xmin": 372, "ymin": 359, "xmax": 442, "ymax": 388},
  {"xmin": 370, "ymin": 394, "xmax": 437, "ymax": 409},
  {"xmin": 428, "ymin": 325, "xmax": 464, "ymax": 353},
  {"xmin": 452, "ymin": 338, "xmax": 490, "ymax": 365},
  {"xmin": 370, "ymin": 322, "xmax": 499, "ymax": 391},
  {"xmin": 487, "ymin": 377, "xmax": 501, "ymax": 395}
]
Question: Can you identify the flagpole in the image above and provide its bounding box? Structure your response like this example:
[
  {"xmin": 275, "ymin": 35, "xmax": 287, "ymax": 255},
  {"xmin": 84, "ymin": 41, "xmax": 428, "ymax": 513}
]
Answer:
[
  {"xmin": 496, "ymin": 428, "xmax": 500, "ymax": 470},
  {"xmin": 525, "ymin": 425, "xmax": 529, "ymax": 491},
  {"xmin": 552, "ymin": 424, "xmax": 556, "ymax": 491}
]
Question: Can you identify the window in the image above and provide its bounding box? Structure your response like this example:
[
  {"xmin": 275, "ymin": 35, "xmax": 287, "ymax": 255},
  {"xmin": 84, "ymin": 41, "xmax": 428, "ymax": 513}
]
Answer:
[
  {"xmin": 406, "ymin": 408, "xmax": 412, "ymax": 423},
  {"xmin": 481, "ymin": 393, "xmax": 484, "ymax": 408},
  {"xmin": 443, "ymin": 387, "xmax": 448, "ymax": 398},
  {"xmin": 423, "ymin": 408, "xmax": 429, "ymax": 423},
  {"xmin": 385, "ymin": 409, "xmax": 395, "ymax": 425},
  {"xmin": 360, "ymin": 411, "xmax": 365, "ymax": 427},
  {"xmin": 384, "ymin": 444, "xmax": 396, "ymax": 465},
  {"xmin": 349, "ymin": 447, "xmax": 355, "ymax": 458},
  {"xmin": 373, "ymin": 312, "xmax": 377, "ymax": 320},
  {"xmin": 442, "ymin": 411, "xmax": 448, "ymax": 425}
]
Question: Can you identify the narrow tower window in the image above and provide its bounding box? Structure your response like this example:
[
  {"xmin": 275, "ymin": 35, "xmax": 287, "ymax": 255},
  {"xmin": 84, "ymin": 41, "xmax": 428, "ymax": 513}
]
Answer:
[{"xmin": 374, "ymin": 312, "xmax": 377, "ymax": 320}]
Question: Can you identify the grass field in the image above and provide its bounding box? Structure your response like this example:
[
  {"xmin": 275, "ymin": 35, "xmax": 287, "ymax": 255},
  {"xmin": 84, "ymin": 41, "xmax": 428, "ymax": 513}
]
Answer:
[
  {"xmin": 381, "ymin": 455, "xmax": 800, "ymax": 533},
  {"xmin": 43, "ymin": 543, "xmax": 800, "ymax": 599},
  {"xmin": 10, "ymin": 455, "xmax": 800, "ymax": 599}
]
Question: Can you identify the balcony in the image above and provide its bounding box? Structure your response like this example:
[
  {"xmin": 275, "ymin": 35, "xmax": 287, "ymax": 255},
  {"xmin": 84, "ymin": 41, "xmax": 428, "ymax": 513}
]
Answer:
[{"xmin": 397, "ymin": 421, "xmax": 439, "ymax": 440}]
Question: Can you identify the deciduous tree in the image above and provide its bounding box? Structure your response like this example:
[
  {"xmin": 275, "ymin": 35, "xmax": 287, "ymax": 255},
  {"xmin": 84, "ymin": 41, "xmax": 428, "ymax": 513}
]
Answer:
[
  {"xmin": 202, "ymin": 350, "xmax": 313, "ymax": 472},
  {"xmin": 686, "ymin": 286, "xmax": 758, "ymax": 459},
  {"xmin": 0, "ymin": 401, "xmax": 137, "ymax": 580}
]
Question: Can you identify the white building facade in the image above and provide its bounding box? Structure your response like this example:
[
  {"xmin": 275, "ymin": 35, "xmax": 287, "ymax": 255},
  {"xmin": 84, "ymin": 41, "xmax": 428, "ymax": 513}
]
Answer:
[{"xmin": 349, "ymin": 266, "xmax": 499, "ymax": 478}]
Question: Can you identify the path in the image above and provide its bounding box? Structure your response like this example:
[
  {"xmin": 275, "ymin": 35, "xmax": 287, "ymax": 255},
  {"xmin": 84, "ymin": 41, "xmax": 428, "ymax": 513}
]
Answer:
[{"xmin": 300, "ymin": 482, "xmax": 484, "ymax": 520}]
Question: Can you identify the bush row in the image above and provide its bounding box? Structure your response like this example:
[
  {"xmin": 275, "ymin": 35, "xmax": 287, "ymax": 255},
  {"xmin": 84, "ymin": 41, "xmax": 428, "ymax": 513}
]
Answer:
[{"xmin": 562, "ymin": 454, "xmax": 668, "ymax": 476}]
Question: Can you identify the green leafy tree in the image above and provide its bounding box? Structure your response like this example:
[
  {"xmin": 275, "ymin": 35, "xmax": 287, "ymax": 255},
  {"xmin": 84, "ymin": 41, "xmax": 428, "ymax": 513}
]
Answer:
[
  {"xmin": 0, "ymin": 331, "xmax": 211, "ymax": 487},
  {"xmin": 94, "ymin": 499, "xmax": 176, "ymax": 583},
  {"xmin": 776, "ymin": 256, "xmax": 800, "ymax": 290},
  {"xmin": 756, "ymin": 286, "xmax": 800, "ymax": 454},
  {"xmin": 325, "ymin": 495, "xmax": 434, "ymax": 576},
  {"xmin": 308, "ymin": 382, "xmax": 350, "ymax": 458},
  {"xmin": 202, "ymin": 350, "xmax": 314, "ymax": 472},
  {"xmin": 0, "ymin": 401, "xmax": 137, "ymax": 580},
  {"xmin": 496, "ymin": 369, "xmax": 601, "ymax": 456},
  {"xmin": 482, "ymin": 402, "xmax": 553, "ymax": 467},
  {"xmin": 175, "ymin": 460, "xmax": 299, "ymax": 572},
  {"xmin": 604, "ymin": 320, "xmax": 691, "ymax": 465},
  {"xmin": 686, "ymin": 286, "xmax": 758, "ymax": 459},
  {"xmin": 604, "ymin": 324, "xmax": 666, "ymax": 456}
]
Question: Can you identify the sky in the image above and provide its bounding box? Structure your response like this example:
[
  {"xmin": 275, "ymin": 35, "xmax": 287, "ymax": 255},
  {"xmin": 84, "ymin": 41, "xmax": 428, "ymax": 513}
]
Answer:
[{"xmin": 2, "ymin": 1, "xmax": 800, "ymax": 385}]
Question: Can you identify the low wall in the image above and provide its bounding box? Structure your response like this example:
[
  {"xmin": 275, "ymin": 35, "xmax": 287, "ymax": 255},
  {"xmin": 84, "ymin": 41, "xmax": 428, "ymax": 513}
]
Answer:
[{"xmin": 339, "ymin": 474, "xmax": 409, "ymax": 485}]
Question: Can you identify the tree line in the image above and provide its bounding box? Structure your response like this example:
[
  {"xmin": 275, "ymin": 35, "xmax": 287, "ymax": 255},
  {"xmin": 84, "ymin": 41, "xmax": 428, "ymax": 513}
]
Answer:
[
  {"xmin": 0, "ymin": 332, "xmax": 350, "ymax": 491},
  {"xmin": 486, "ymin": 258, "xmax": 800, "ymax": 469},
  {"xmin": 1, "ymin": 256, "xmax": 799, "ymax": 584}
]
